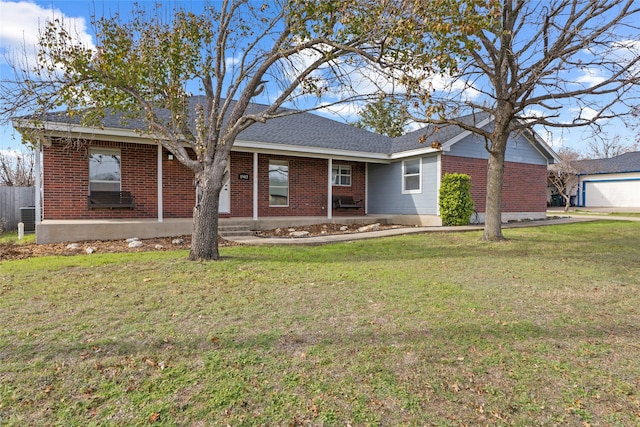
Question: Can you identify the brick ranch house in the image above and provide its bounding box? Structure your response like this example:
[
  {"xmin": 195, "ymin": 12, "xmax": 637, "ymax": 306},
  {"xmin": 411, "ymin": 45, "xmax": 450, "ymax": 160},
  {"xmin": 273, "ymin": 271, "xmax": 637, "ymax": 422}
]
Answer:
[{"xmin": 14, "ymin": 99, "xmax": 558, "ymax": 244}]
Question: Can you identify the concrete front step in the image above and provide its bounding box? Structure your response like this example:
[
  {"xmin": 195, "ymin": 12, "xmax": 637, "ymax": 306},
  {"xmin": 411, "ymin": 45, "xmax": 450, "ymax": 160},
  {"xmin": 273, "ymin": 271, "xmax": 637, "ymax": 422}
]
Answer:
[{"xmin": 218, "ymin": 225, "xmax": 254, "ymax": 237}]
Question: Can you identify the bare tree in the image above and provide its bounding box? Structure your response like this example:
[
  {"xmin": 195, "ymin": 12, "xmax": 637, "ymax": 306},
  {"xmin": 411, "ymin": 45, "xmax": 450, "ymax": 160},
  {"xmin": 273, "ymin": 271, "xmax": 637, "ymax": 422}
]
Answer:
[
  {"xmin": 401, "ymin": 0, "xmax": 640, "ymax": 241},
  {"xmin": 1, "ymin": 0, "xmax": 483, "ymax": 260},
  {"xmin": 548, "ymin": 147, "xmax": 582, "ymax": 212},
  {"xmin": 585, "ymin": 135, "xmax": 639, "ymax": 159},
  {"xmin": 0, "ymin": 150, "xmax": 35, "ymax": 186}
]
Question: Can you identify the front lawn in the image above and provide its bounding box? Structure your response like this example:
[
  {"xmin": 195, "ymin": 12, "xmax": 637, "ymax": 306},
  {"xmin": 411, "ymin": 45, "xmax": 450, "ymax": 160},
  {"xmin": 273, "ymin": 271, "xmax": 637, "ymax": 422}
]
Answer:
[{"xmin": 1, "ymin": 221, "xmax": 639, "ymax": 425}]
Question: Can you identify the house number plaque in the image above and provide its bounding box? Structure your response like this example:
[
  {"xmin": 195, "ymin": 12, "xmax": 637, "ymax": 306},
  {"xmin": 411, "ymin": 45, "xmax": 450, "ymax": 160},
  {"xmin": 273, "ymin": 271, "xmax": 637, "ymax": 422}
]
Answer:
[{"xmin": 238, "ymin": 173, "xmax": 250, "ymax": 180}]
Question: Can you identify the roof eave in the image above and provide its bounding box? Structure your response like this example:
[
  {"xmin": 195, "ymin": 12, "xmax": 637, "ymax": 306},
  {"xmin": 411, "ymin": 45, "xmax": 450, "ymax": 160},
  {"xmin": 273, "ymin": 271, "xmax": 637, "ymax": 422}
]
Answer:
[
  {"xmin": 440, "ymin": 115, "xmax": 495, "ymax": 152},
  {"xmin": 13, "ymin": 119, "xmax": 392, "ymax": 162},
  {"xmin": 389, "ymin": 147, "xmax": 441, "ymax": 160}
]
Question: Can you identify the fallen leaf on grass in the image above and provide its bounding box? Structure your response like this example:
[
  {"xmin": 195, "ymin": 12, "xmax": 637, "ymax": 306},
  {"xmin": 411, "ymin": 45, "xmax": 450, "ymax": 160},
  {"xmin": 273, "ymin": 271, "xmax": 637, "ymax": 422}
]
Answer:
[{"xmin": 149, "ymin": 412, "xmax": 160, "ymax": 423}]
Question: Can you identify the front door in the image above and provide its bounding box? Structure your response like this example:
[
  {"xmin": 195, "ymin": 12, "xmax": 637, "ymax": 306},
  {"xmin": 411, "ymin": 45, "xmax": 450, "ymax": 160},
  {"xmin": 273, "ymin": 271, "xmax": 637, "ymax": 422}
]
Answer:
[{"xmin": 219, "ymin": 174, "xmax": 230, "ymax": 213}]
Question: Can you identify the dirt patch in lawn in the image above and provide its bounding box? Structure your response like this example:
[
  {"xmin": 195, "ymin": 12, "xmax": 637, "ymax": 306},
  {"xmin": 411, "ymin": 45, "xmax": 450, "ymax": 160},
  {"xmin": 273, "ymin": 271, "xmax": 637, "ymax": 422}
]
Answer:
[
  {"xmin": 255, "ymin": 222, "xmax": 403, "ymax": 238},
  {"xmin": 0, "ymin": 236, "xmax": 202, "ymax": 261},
  {"xmin": 1, "ymin": 223, "xmax": 402, "ymax": 261}
]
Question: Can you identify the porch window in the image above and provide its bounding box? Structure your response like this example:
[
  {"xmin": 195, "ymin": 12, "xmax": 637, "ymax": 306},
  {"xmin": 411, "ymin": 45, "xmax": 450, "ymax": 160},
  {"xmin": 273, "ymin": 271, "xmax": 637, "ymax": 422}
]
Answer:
[
  {"xmin": 269, "ymin": 160, "xmax": 289, "ymax": 206},
  {"xmin": 332, "ymin": 164, "xmax": 351, "ymax": 186},
  {"xmin": 402, "ymin": 158, "xmax": 421, "ymax": 194},
  {"xmin": 89, "ymin": 148, "xmax": 121, "ymax": 192}
]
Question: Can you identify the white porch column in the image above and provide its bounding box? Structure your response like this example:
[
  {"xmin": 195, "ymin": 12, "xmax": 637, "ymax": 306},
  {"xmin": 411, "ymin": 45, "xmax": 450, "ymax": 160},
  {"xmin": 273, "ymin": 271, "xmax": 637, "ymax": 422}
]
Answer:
[
  {"xmin": 327, "ymin": 158, "xmax": 332, "ymax": 220},
  {"xmin": 157, "ymin": 143, "xmax": 163, "ymax": 222},
  {"xmin": 364, "ymin": 163, "xmax": 368, "ymax": 214},
  {"xmin": 253, "ymin": 152, "xmax": 258, "ymax": 220},
  {"xmin": 436, "ymin": 153, "xmax": 442, "ymax": 216},
  {"xmin": 35, "ymin": 139, "xmax": 42, "ymax": 224}
]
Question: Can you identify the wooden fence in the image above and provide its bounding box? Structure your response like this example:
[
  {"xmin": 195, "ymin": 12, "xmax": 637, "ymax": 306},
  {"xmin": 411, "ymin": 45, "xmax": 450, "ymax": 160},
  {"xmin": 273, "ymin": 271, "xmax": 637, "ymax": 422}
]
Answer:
[{"xmin": 0, "ymin": 186, "xmax": 36, "ymax": 232}]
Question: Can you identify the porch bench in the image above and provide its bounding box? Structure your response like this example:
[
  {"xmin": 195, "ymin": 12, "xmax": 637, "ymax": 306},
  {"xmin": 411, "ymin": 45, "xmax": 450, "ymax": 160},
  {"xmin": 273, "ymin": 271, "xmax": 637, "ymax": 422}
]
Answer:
[
  {"xmin": 332, "ymin": 195, "xmax": 362, "ymax": 210},
  {"xmin": 87, "ymin": 191, "xmax": 135, "ymax": 209}
]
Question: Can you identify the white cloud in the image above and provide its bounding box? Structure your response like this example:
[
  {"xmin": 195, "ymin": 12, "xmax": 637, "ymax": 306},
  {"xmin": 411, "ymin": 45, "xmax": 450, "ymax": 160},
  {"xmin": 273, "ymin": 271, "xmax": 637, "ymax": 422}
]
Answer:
[
  {"xmin": 316, "ymin": 101, "xmax": 362, "ymax": 121},
  {"xmin": 572, "ymin": 106, "xmax": 600, "ymax": 122},
  {"xmin": 0, "ymin": 1, "xmax": 95, "ymax": 65},
  {"xmin": 545, "ymin": 131, "xmax": 564, "ymax": 149},
  {"xmin": 0, "ymin": 148, "xmax": 29, "ymax": 159},
  {"xmin": 574, "ymin": 68, "xmax": 607, "ymax": 87},
  {"xmin": 279, "ymin": 41, "xmax": 482, "ymax": 107}
]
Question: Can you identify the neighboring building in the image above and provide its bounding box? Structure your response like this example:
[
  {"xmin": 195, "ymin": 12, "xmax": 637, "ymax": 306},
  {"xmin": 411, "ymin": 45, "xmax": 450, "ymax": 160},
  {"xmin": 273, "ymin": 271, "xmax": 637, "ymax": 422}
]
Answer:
[
  {"xmin": 574, "ymin": 151, "xmax": 640, "ymax": 208},
  {"xmin": 13, "ymin": 98, "xmax": 558, "ymax": 243}
]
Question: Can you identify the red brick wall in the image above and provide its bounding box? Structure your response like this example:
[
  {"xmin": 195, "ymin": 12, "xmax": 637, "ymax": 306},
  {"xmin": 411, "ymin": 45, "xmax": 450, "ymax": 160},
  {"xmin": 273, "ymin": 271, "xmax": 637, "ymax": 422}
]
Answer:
[
  {"xmin": 43, "ymin": 139, "xmax": 158, "ymax": 219},
  {"xmin": 229, "ymin": 152, "xmax": 254, "ymax": 217},
  {"xmin": 161, "ymin": 148, "xmax": 196, "ymax": 218},
  {"xmin": 331, "ymin": 160, "xmax": 366, "ymax": 217},
  {"xmin": 42, "ymin": 141, "xmax": 367, "ymax": 220},
  {"xmin": 441, "ymin": 155, "xmax": 547, "ymax": 213},
  {"xmin": 257, "ymin": 155, "xmax": 366, "ymax": 217}
]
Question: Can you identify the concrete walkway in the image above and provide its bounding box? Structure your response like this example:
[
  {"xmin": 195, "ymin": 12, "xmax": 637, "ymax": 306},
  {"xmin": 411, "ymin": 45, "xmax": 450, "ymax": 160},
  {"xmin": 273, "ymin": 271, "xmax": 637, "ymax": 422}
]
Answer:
[{"xmin": 225, "ymin": 212, "xmax": 622, "ymax": 245}]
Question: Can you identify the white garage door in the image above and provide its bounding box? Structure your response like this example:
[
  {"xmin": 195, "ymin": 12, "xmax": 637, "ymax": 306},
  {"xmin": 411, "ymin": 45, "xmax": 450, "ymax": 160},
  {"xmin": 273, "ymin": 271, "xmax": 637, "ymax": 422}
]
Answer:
[{"xmin": 584, "ymin": 180, "xmax": 640, "ymax": 207}]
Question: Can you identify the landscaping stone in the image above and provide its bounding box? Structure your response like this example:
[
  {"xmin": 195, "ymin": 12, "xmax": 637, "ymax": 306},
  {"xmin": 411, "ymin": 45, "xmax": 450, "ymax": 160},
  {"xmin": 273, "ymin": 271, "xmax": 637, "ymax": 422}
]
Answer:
[
  {"xmin": 290, "ymin": 231, "xmax": 310, "ymax": 237},
  {"xmin": 358, "ymin": 223, "xmax": 380, "ymax": 232}
]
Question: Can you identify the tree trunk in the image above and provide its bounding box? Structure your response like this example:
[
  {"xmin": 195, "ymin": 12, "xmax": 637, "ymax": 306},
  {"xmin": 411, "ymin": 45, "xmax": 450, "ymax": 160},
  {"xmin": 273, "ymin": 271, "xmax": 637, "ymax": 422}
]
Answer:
[
  {"xmin": 189, "ymin": 163, "xmax": 224, "ymax": 261},
  {"xmin": 481, "ymin": 135, "xmax": 508, "ymax": 241}
]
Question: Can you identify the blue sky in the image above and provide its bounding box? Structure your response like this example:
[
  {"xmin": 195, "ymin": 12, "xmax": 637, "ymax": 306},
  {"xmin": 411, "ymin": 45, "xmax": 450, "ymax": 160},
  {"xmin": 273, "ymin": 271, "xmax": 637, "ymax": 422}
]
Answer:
[{"xmin": 0, "ymin": 0, "xmax": 637, "ymax": 156}]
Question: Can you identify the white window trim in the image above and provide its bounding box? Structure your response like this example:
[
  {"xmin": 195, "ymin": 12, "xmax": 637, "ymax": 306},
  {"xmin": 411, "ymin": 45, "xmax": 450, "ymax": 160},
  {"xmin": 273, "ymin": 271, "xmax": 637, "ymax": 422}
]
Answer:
[
  {"xmin": 332, "ymin": 164, "xmax": 352, "ymax": 187},
  {"xmin": 402, "ymin": 158, "xmax": 422, "ymax": 194},
  {"xmin": 269, "ymin": 159, "xmax": 289, "ymax": 207},
  {"xmin": 89, "ymin": 147, "xmax": 122, "ymax": 192}
]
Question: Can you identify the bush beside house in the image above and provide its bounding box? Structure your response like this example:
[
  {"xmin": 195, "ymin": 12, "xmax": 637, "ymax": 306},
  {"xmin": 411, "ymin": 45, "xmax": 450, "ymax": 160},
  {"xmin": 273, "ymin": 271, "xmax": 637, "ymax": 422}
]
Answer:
[{"xmin": 439, "ymin": 173, "xmax": 474, "ymax": 226}]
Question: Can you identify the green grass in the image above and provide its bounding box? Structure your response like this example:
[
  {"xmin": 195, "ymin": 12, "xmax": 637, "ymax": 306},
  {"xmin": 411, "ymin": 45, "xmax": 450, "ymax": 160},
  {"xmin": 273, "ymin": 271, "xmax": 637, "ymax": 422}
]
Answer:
[
  {"xmin": 0, "ymin": 231, "xmax": 35, "ymax": 245},
  {"xmin": 2, "ymin": 221, "xmax": 640, "ymax": 425}
]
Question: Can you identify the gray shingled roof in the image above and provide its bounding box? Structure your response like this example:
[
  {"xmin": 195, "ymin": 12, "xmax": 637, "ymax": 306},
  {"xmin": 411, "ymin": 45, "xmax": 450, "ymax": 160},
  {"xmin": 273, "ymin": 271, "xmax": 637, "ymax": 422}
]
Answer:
[
  {"xmin": 574, "ymin": 151, "xmax": 640, "ymax": 174},
  {"xmin": 34, "ymin": 96, "xmax": 392, "ymax": 154},
  {"xmin": 391, "ymin": 112, "xmax": 492, "ymax": 153},
  {"xmin": 25, "ymin": 97, "xmax": 554, "ymax": 159},
  {"xmin": 236, "ymin": 102, "xmax": 392, "ymax": 154}
]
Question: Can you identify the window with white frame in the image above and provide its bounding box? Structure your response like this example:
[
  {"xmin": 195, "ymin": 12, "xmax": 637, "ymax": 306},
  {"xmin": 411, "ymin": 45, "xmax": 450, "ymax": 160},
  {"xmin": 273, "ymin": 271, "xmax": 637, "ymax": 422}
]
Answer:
[
  {"xmin": 402, "ymin": 158, "xmax": 422, "ymax": 193},
  {"xmin": 269, "ymin": 160, "xmax": 289, "ymax": 206},
  {"xmin": 89, "ymin": 148, "xmax": 121, "ymax": 192},
  {"xmin": 332, "ymin": 164, "xmax": 351, "ymax": 186}
]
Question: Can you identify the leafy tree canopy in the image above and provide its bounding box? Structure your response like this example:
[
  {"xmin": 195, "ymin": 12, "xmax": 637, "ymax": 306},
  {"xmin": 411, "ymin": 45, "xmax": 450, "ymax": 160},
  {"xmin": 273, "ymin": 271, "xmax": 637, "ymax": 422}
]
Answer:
[{"xmin": 354, "ymin": 98, "xmax": 409, "ymax": 137}]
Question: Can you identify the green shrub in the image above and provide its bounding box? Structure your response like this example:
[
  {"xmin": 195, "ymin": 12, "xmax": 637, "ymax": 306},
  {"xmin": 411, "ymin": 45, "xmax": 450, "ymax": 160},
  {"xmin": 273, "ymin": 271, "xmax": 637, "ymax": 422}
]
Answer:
[{"xmin": 439, "ymin": 173, "xmax": 475, "ymax": 226}]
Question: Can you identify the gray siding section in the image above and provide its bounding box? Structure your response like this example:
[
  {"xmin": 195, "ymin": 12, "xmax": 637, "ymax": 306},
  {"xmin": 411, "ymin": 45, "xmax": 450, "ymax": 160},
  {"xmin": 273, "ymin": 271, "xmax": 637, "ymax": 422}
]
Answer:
[
  {"xmin": 0, "ymin": 186, "xmax": 35, "ymax": 231},
  {"xmin": 447, "ymin": 132, "xmax": 548, "ymax": 165},
  {"xmin": 368, "ymin": 156, "xmax": 439, "ymax": 214}
]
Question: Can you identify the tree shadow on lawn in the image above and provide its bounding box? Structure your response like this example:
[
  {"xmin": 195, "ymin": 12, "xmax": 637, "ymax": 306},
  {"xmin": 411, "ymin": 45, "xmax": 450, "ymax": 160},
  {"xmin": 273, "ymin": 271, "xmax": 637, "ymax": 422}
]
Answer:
[
  {"xmin": 7, "ymin": 314, "xmax": 637, "ymax": 365},
  {"xmin": 225, "ymin": 223, "xmax": 640, "ymax": 272}
]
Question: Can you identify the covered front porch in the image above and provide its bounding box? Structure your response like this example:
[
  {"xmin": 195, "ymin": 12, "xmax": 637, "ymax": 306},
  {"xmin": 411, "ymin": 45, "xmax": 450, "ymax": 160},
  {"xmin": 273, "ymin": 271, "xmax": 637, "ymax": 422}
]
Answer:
[{"xmin": 34, "ymin": 214, "xmax": 441, "ymax": 244}]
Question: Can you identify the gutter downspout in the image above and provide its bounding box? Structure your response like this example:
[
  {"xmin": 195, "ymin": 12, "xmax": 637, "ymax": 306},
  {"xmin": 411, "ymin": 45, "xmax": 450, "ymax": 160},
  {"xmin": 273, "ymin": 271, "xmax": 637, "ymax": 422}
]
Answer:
[
  {"xmin": 253, "ymin": 152, "xmax": 258, "ymax": 221},
  {"xmin": 436, "ymin": 152, "xmax": 442, "ymax": 216}
]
